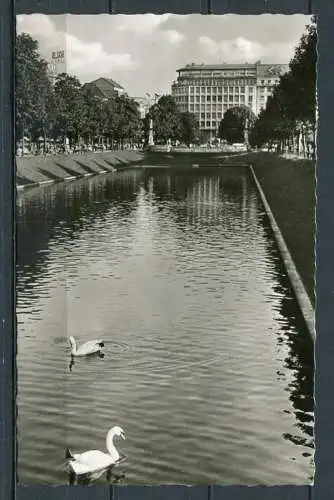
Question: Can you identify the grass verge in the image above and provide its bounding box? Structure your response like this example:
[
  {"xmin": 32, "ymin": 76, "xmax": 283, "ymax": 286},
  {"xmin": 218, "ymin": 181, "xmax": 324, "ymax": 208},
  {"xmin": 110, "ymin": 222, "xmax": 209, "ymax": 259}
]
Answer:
[{"xmin": 228, "ymin": 152, "xmax": 316, "ymax": 306}]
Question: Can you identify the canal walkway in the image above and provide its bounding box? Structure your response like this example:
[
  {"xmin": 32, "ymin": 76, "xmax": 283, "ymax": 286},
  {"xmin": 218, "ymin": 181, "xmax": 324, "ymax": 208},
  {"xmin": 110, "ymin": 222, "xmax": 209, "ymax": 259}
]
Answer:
[{"xmin": 16, "ymin": 150, "xmax": 145, "ymax": 190}]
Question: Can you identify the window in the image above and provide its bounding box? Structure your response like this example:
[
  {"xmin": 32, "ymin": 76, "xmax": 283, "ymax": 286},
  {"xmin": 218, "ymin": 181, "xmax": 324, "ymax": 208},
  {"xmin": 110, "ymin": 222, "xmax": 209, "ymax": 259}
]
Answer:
[
  {"xmin": 201, "ymin": 121, "xmax": 205, "ymax": 128},
  {"xmin": 206, "ymin": 121, "xmax": 211, "ymax": 128},
  {"xmin": 229, "ymin": 95, "xmax": 233, "ymax": 101},
  {"xmin": 206, "ymin": 95, "xmax": 211, "ymax": 101},
  {"xmin": 229, "ymin": 87, "xmax": 233, "ymax": 93},
  {"xmin": 196, "ymin": 87, "xmax": 200, "ymax": 94},
  {"xmin": 212, "ymin": 96, "xmax": 217, "ymax": 102},
  {"xmin": 217, "ymin": 96, "xmax": 222, "ymax": 102}
]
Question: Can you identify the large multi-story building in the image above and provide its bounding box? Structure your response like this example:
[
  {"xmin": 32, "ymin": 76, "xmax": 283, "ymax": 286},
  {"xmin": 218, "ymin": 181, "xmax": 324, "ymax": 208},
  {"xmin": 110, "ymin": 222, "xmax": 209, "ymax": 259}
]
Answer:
[{"xmin": 171, "ymin": 61, "xmax": 289, "ymax": 141}]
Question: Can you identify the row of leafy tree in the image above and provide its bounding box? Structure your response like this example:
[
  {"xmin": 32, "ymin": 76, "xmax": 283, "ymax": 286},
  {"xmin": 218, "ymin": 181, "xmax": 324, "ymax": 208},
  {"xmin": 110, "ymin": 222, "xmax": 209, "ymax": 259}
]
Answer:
[
  {"xmin": 144, "ymin": 95, "xmax": 200, "ymax": 146},
  {"xmin": 16, "ymin": 33, "xmax": 144, "ymax": 153},
  {"xmin": 249, "ymin": 17, "xmax": 316, "ymax": 155},
  {"xmin": 16, "ymin": 33, "xmax": 202, "ymax": 154}
]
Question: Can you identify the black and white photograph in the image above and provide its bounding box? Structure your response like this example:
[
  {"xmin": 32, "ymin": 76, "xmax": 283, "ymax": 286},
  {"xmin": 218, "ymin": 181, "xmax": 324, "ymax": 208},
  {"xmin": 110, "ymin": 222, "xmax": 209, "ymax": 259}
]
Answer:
[{"xmin": 16, "ymin": 13, "xmax": 316, "ymax": 486}]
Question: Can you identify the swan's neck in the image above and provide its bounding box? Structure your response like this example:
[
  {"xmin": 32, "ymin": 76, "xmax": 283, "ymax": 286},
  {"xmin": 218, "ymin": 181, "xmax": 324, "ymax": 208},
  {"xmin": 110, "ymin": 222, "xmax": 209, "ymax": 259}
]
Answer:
[
  {"xmin": 106, "ymin": 432, "xmax": 120, "ymax": 461},
  {"xmin": 70, "ymin": 337, "xmax": 77, "ymax": 354}
]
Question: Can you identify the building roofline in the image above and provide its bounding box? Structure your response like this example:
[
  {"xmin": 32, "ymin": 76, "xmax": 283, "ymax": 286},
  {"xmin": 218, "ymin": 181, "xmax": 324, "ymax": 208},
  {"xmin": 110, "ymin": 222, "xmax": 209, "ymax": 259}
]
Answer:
[{"xmin": 176, "ymin": 62, "xmax": 288, "ymax": 72}]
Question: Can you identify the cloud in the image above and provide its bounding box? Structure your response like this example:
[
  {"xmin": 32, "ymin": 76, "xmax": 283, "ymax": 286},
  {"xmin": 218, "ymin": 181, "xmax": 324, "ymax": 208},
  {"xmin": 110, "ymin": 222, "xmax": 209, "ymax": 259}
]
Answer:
[
  {"xmin": 198, "ymin": 35, "xmax": 295, "ymax": 63},
  {"xmin": 17, "ymin": 14, "xmax": 137, "ymax": 78},
  {"xmin": 16, "ymin": 14, "xmax": 310, "ymax": 95},
  {"xmin": 162, "ymin": 29, "xmax": 185, "ymax": 45},
  {"xmin": 66, "ymin": 35, "xmax": 136, "ymax": 74},
  {"xmin": 16, "ymin": 13, "xmax": 55, "ymax": 38},
  {"xmin": 115, "ymin": 13, "xmax": 171, "ymax": 36}
]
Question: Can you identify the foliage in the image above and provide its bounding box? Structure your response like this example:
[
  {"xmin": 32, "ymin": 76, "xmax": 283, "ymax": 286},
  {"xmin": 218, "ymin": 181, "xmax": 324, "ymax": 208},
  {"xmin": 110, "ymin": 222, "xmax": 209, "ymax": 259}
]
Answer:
[
  {"xmin": 15, "ymin": 33, "xmax": 145, "ymax": 152},
  {"xmin": 218, "ymin": 106, "xmax": 256, "ymax": 144},
  {"xmin": 179, "ymin": 112, "xmax": 199, "ymax": 146},
  {"xmin": 15, "ymin": 33, "xmax": 53, "ymax": 146},
  {"xmin": 249, "ymin": 19, "xmax": 317, "ymax": 153},
  {"xmin": 144, "ymin": 95, "xmax": 199, "ymax": 145}
]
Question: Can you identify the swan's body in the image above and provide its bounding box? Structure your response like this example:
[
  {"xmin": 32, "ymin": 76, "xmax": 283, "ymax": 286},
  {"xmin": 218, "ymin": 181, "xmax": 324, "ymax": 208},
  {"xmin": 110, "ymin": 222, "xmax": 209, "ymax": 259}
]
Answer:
[
  {"xmin": 69, "ymin": 336, "xmax": 104, "ymax": 357},
  {"xmin": 66, "ymin": 426, "xmax": 125, "ymax": 476}
]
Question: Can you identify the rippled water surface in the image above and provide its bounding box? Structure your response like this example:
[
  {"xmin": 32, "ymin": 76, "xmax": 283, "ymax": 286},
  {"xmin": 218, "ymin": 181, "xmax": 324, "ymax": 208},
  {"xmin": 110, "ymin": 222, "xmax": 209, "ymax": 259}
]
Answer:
[{"xmin": 17, "ymin": 166, "xmax": 314, "ymax": 485}]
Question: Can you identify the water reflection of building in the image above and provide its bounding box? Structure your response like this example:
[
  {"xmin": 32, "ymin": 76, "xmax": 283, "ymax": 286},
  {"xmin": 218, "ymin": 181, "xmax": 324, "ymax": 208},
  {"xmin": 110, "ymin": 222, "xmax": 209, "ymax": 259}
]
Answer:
[{"xmin": 171, "ymin": 62, "xmax": 289, "ymax": 141}]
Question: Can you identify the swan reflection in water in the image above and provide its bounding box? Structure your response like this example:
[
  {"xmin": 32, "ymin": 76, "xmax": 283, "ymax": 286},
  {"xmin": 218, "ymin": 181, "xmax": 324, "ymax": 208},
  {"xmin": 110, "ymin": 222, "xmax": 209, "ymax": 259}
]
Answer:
[
  {"xmin": 64, "ymin": 426, "xmax": 126, "ymax": 485},
  {"xmin": 66, "ymin": 462, "xmax": 126, "ymax": 485},
  {"xmin": 69, "ymin": 351, "xmax": 105, "ymax": 372}
]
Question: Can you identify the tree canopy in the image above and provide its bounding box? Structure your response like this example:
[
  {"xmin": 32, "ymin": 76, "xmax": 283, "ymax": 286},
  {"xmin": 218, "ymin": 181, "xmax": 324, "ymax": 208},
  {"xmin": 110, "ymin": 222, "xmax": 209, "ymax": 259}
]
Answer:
[
  {"xmin": 218, "ymin": 106, "xmax": 256, "ymax": 144},
  {"xmin": 144, "ymin": 95, "xmax": 199, "ymax": 145},
  {"xmin": 249, "ymin": 18, "xmax": 316, "ymax": 155},
  {"xmin": 15, "ymin": 33, "xmax": 143, "ymax": 152}
]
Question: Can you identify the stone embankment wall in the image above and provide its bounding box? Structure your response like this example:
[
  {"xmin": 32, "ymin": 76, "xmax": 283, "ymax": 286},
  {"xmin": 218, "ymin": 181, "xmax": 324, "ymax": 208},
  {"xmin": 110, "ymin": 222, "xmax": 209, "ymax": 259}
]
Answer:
[{"xmin": 16, "ymin": 150, "xmax": 145, "ymax": 189}]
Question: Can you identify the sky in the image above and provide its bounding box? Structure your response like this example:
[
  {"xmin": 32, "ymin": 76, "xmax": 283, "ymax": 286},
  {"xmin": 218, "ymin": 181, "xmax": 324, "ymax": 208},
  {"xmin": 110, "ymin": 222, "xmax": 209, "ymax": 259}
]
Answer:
[{"xmin": 16, "ymin": 14, "xmax": 311, "ymax": 97}]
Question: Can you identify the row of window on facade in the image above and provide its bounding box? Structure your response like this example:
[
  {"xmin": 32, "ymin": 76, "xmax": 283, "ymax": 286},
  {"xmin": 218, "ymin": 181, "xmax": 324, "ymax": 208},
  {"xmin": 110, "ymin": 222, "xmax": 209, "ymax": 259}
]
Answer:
[
  {"xmin": 179, "ymin": 71, "xmax": 257, "ymax": 78},
  {"xmin": 173, "ymin": 86, "xmax": 274, "ymax": 95},
  {"xmin": 173, "ymin": 86, "xmax": 252, "ymax": 94},
  {"xmin": 175, "ymin": 94, "xmax": 254, "ymax": 103},
  {"xmin": 176, "ymin": 77, "xmax": 277, "ymax": 87},
  {"xmin": 178, "ymin": 76, "xmax": 258, "ymax": 84}
]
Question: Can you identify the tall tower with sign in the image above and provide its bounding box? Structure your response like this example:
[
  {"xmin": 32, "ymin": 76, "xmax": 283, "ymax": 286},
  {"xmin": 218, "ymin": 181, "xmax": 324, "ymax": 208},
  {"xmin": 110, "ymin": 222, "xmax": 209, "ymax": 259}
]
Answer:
[{"xmin": 47, "ymin": 49, "xmax": 66, "ymax": 86}]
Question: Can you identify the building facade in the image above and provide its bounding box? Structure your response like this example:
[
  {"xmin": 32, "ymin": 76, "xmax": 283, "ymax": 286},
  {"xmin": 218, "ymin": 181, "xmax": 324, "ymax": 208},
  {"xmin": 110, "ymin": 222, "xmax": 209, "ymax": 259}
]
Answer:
[
  {"xmin": 171, "ymin": 62, "xmax": 289, "ymax": 141},
  {"xmin": 82, "ymin": 77, "xmax": 125, "ymax": 100},
  {"xmin": 133, "ymin": 94, "xmax": 160, "ymax": 119}
]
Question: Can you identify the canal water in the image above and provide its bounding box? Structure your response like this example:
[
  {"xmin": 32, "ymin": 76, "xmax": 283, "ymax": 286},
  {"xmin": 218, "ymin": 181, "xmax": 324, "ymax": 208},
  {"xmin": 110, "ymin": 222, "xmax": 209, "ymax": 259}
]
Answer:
[{"xmin": 16, "ymin": 166, "xmax": 314, "ymax": 485}]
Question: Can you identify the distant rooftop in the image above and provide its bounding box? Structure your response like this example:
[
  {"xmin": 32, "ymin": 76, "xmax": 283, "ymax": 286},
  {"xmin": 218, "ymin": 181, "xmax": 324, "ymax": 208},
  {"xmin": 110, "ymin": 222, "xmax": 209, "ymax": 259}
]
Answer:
[
  {"xmin": 82, "ymin": 77, "xmax": 124, "ymax": 99},
  {"xmin": 176, "ymin": 62, "xmax": 288, "ymax": 73}
]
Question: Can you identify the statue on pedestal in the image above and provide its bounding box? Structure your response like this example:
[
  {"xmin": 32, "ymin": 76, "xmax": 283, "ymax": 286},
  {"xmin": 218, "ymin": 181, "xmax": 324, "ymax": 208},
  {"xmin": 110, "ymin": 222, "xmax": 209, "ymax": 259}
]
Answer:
[{"xmin": 148, "ymin": 118, "xmax": 154, "ymax": 146}]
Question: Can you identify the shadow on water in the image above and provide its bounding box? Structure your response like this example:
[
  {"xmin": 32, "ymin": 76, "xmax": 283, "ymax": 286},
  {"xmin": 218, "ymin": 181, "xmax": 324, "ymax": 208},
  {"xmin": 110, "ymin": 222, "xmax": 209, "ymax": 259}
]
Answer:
[
  {"xmin": 66, "ymin": 464, "xmax": 126, "ymax": 485},
  {"xmin": 257, "ymin": 202, "xmax": 314, "ymax": 459},
  {"xmin": 68, "ymin": 351, "xmax": 105, "ymax": 372}
]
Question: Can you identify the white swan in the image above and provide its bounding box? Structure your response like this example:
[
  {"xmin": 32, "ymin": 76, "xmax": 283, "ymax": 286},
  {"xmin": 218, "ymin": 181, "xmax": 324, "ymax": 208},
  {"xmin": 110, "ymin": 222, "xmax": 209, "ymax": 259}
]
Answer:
[
  {"xmin": 69, "ymin": 336, "xmax": 104, "ymax": 357},
  {"xmin": 66, "ymin": 426, "xmax": 126, "ymax": 476}
]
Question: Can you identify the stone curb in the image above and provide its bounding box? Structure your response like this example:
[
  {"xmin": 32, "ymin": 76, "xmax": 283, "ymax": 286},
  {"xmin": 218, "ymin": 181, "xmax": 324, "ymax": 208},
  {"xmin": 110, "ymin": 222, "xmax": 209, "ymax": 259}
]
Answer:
[{"xmin": 250, "ymin": 165, "xmax": 315, "ymax": 341}]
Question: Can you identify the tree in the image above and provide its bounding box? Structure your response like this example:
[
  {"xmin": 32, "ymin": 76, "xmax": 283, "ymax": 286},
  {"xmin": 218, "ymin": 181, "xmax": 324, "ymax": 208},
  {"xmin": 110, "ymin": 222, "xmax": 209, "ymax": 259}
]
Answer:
[
  {"xmin": 15, "ymin": 33, "xmax": 53, "ymax": 153},
  {"xmin": 145, "ymin": 95, "xmax": 181, "ymax": 144},
  {"xmin": 179, "ymin": 112, "xmax": 199, "ymax": 146},
  {"xmin": 111, "ymin": 95, "xmax": 142, "ymax": 148},
  {"xmin": 218, "ymin": 106, "xmax": 256, "ymax": 144},
  {"xmin": 249, "ymin": 18, "xmax": 316, "ymax": 157},
  {"xmin": 53, "ymin": 73, "xmax": 87, "ymax": 147}
]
